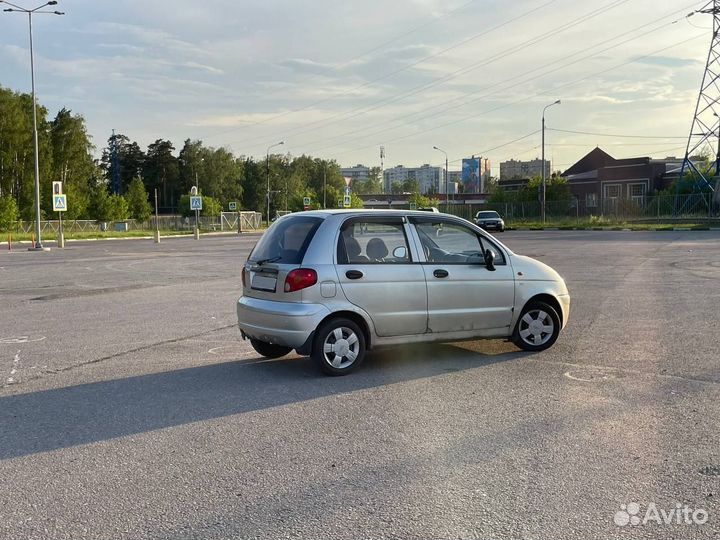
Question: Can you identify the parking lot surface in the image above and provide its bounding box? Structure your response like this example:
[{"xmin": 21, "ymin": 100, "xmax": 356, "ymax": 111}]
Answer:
[{"xmin": 1, "ymin": 231, "xmax": 718, "ymax": 539}]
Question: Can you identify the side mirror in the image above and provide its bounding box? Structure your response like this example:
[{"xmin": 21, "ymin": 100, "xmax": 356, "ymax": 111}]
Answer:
[
  {"xmin": 392, "ymin": 246, "xmax": 407, "ymax": 259},
  {"xmin": 484, "ymin": 248, "xmax": 496, "ymax": 271}
]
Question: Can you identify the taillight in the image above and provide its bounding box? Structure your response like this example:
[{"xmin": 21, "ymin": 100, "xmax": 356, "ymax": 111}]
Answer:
[
  {"xmin": 284, "ymin": 268, "xmax": 317, "ymax": 292},
  {"xmin": 241, "ymin": 267, "xmax": 246, "ymax": 288}
]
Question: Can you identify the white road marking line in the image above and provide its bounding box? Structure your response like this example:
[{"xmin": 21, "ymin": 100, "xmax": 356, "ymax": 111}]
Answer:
[
  {"xmin": 0, "ymin": 336, "xmax": 46, "ymax": 344},
  {"xmin": 7, "ymin": 350, "xmax": 20, "ymax": 384}
]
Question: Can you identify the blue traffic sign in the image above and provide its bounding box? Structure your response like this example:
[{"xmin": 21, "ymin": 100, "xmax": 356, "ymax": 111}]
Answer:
[
  {"xmin": 190, "ymin": 196, "xmax": 203, "ymax": 211},
  {"xmin": 53, "ymin": 194, "xmax": 67, "ymax": 212}
]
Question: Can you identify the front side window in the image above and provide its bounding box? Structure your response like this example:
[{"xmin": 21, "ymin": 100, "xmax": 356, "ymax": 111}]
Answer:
[
  {"xmin": 412, "ymin": 219, "xmax": 505, "ymax": 265},
  {"xmin": 337, "ymin": 219, "xmax": 411, "ymax": 264}
]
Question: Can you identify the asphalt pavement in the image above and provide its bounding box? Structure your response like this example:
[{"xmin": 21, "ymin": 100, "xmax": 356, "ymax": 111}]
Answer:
[{"xmin": 0, "ymin": 230, "xmax": 718, "ymax": 539}]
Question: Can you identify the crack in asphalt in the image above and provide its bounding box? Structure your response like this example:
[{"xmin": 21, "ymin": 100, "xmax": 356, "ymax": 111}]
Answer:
[{"xmin": 0, "ymin": 324, "xmax": 236, "ymax": 389}]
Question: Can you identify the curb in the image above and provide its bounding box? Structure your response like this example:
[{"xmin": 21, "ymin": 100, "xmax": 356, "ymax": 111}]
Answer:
[{"xmin": 3, "ymin": 230, "xmax": 264, "ymax": 246}]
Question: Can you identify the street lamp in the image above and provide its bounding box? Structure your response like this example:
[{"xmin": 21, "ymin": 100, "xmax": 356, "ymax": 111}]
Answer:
[
  {"xmin": 266, "ymin": 141, "xmax": 284, "ymax": 225},
  {"xmin": 541, "ymin": 99, "xmax": 561, "ymax": 223},
  {"xmin": 1, "ymin": 0, "xmax": 64, "ymax": 251},
  {"xmin": 433, "ymin": 146, "xmax": 448, "ymax": 210}
]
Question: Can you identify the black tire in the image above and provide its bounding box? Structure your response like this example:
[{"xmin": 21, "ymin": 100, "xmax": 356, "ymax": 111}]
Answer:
[
  {"xmin": 250, "ymin": 339, "xmax": 292, "ymax": 359},
  {"xmin": 512, "ymin": 301, "xmax": 561, "ymax": 352},
  {"xmin": 311, "ymin": 318, "xmax": 366, "ymax": 376}
]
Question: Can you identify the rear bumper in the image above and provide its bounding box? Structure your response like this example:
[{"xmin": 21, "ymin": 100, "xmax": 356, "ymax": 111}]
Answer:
[{"xmin": 237, "ymin": 296, "xmax": 330, "ymax": 349}]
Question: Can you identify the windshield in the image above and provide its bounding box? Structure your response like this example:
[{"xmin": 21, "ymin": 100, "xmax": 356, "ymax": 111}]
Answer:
[
  {"xmin": 477, "ymin": 211, "xmax": 500, "ymax": 219},
  {"xmin": 249, "ymin": 216, "xmax": 322, "ymax": 265}
]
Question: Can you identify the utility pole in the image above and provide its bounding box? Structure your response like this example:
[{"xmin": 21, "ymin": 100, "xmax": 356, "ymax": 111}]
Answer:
[
  {"xmin": 266, "ymin": 141, "xmax": 284, "ymax": 225},
  {"xmin": 433, "ymin": 146, "xmax": 448, "ymax": 211},
  {"xmin": 542, "ymin": 100, "xmax": 561, "ymax": 223},
  {"xmin": 2, "ymin": 0, "xmax": 64, "ymax": 251},
  {"xmin": 380, "ymin": 145, "xmax": 385, "ymax": 194}
]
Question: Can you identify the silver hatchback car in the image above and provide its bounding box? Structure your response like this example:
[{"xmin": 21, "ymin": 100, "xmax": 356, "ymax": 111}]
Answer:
[{"xmin": 237, "ymin": 210, "xmax": 570, "ymax": 375}]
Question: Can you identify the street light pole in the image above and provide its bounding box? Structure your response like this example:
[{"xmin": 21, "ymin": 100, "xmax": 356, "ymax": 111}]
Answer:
[
  {"xmin": 433, "ymin": 146, "xmax": 448, "ymax": 210},
  {"xmin": 542, "ymin": 99, "xmax": 561, "ymax": 224},
  {"xmin": 266, "ymin": 141, "xmax": 284, "ymax": 225},
  {"xmin": 2, "ymin": 0, "xmax": 64, "ymax": 250}
]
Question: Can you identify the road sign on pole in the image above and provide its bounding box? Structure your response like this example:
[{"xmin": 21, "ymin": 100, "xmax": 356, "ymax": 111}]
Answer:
[
  {"xmin": 343, "ymin": 195, "xmax": 351, "ymax": 208},
  {"xmin": 228, "ymin": 201, "xmax": 237, "ymax": 211},
  {"xmin": 303, "ymin": 196, "xmax": 311, "ymax": 210},
  {"xmin": 52, "ymin": 194, "xmax": 67, "ymax": 212},
  {"xmin": 190, "ymin": 196, "xmax": 203, "ymax": 211}
]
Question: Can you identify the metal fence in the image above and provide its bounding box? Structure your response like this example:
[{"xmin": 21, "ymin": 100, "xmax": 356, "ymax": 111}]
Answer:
[
  {"xmin": 442, "ymin": 193, "xmax": 720, "ymax": 224},
  {"xmin": 9, "ymin": 211, "xmax": 264, "ymax": 234}
]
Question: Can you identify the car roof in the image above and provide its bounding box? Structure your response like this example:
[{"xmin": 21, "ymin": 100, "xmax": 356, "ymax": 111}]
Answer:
[{"xmin": 293, "ymin": 209, "xmax": 453, "ymax": 218}]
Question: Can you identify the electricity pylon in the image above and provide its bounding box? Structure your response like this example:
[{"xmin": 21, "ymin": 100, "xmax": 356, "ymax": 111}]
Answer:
[{"xmin": 677, "ymin": 1, "xmax": 719, "ymax": 214}]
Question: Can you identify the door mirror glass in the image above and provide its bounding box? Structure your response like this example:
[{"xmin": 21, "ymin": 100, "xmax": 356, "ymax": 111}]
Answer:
[
  {"xmin": 392, "ymin": 246, "xmax": 407, "ymax": 259},
  {"xmin": 484, "ymin": 248, "xmax": 496, "ymax": 271}
]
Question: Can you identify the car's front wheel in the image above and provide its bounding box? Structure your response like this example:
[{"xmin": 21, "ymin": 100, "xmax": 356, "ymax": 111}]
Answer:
[
  {"xmin": 312, "ymin": 318, "xmax": 366, "ymax": 375},
  {"xmin": 512, "ymin": 301, "xmax": 561, "ymax": 351},
  {"xmin": 250, "ymin": 339, "xmax": 292, "ymax": 359}
]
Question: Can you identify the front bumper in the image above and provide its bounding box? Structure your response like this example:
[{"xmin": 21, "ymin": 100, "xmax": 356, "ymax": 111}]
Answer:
[
  {"xmin": 557, "ymin": 294, "xmax": 570, "ymax": 329},
  {"xmin": 237, "ymin": 296, "xmax": 331, "ymax": 349},
  {"xmin": 477, "ymin": 221, "xmax": 504, "ymax": 230}
]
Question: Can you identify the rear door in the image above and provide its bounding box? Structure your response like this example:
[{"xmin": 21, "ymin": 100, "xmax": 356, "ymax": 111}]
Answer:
[
  {"xmin": 409, "ymin": 217, "xmax": 515, "ymax": 333},
  {"xmin": 335, "ymin": 216, "xmax": 427, "ymax": 337},
  {"xmin": 243, "ymin": 215, "xmax": 323, "ymax": 302}
]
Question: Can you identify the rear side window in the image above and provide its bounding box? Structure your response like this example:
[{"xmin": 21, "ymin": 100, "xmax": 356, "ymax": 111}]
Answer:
[
  {"xmin": 337, "ymin": 219, "xmax": 411, "ymax": 264},
  {"xmin": 249, "ymin": 216, "xmax": 322, "ymax": 265}
]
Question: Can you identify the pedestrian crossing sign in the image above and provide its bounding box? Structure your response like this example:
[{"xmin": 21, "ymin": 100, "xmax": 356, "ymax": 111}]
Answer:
[{"xmin": 53, "ymin": 194, "xmax": 67, "ymax": 212}]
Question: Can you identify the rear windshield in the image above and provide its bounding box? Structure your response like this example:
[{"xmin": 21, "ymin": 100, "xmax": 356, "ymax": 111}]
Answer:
[
  {"xmin": 477, "ymin": 211, "xmax": 500, "ymax": 218},
  {"xmin": 249, "ymin": 216, "xmax": 322, "ymax": 265}
]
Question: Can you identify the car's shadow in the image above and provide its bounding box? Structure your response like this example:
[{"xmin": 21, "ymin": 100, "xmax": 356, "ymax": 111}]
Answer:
[{"xmin": 0, "ymin": 341, "xmax": 526, "ymax": 461}]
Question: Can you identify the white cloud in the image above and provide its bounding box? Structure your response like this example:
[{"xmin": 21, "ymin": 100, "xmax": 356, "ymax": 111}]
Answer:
[{"xmin": 0, "ymin": 0, "xmax": 712, "ymax": 171}]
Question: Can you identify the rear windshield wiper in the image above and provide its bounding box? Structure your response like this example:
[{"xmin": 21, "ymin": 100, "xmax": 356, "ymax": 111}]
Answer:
[{"xmin": 254, "ymin": 256, "xmax": 282, "ymax": 266}]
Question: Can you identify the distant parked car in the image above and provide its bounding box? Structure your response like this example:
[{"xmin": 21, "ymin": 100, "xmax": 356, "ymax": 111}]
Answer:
[
  {"xmin": 475, "ymin": 210, "xmax": 505, "ymax": 232},
  {"xmin": 237, "ymin": 209, "xmax": 569, "ymax": 375}
]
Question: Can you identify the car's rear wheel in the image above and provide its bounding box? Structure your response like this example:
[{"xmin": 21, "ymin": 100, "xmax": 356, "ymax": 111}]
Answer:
[
  {"xmin": 250, "ymin": 339, "xmax": 292, "ymax": 359},
  {"xmin": 512, "ymin": 301, "xmax": 561, "ymax": 351},
  {"xmin": 312, "ymin": 318, "xmax": 366, "ymax": 375}
]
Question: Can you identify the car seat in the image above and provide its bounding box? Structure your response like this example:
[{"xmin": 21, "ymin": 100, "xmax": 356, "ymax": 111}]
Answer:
[{"xmin": 366, "ymin": 237, "xmax": 388, "ymax": 262}]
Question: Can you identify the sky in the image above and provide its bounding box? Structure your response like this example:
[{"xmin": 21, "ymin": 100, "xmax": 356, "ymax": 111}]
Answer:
[{"xmin": 0, "ymin": 0, "xmax": 713, "ymax": 175}]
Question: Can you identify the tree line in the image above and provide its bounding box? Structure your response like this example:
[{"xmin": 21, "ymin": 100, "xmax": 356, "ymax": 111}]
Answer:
[{"xmin": 0, "ymin": 85, "xmax": 380, "ymax": 229}]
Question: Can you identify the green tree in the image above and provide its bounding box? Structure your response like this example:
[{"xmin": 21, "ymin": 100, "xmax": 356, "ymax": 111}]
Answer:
[
  {"xmin": 201, "ymin": 195, "xmax": 222, "ymax": 217},
  {"xmin": 88, "ymin": 180, "xmax": 110, "ymax": 221},
  {"xmin": 126, "ymin": 176, "xmax": 152, "ymax": 222},
  {"xmin": 143, "ymin": 139, "xmax": 179, "ymax": 210},
  {"xmin": 105, "ymin": 194, "xmax": 129, "ymax": 222},
  {"xmin": 0, "ymin": 195, "xmax": 19, "ymax": 231},
  {"xmin": 402, "ymin": 178, "xmax": 420, "ymax": 193},
  {"xmin": 50, "ymin": 108, "xmax": 95, "ymax": 220},
  {"xmin": 101, "ymin": 132, "xmax": 145, "ymax": 195}
]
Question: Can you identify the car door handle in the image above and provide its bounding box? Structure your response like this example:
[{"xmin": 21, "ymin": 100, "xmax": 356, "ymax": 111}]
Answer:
[
  {"xmin": 433, "ymin": 269, "xmax": 449, "ymax": 278},
  {"xmin": 345, "ymin": 270, "xmax": 364, "ymax": 280}
]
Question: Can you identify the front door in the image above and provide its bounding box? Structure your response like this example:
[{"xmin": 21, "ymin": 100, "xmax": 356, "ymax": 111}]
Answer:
[
  {"xmin": 409, "ymin": 218, "xmax": 515, "ymax": 333},
  {"xmin": 335, "ymin": 217, "xmax": 427, "ymax": 337}
]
